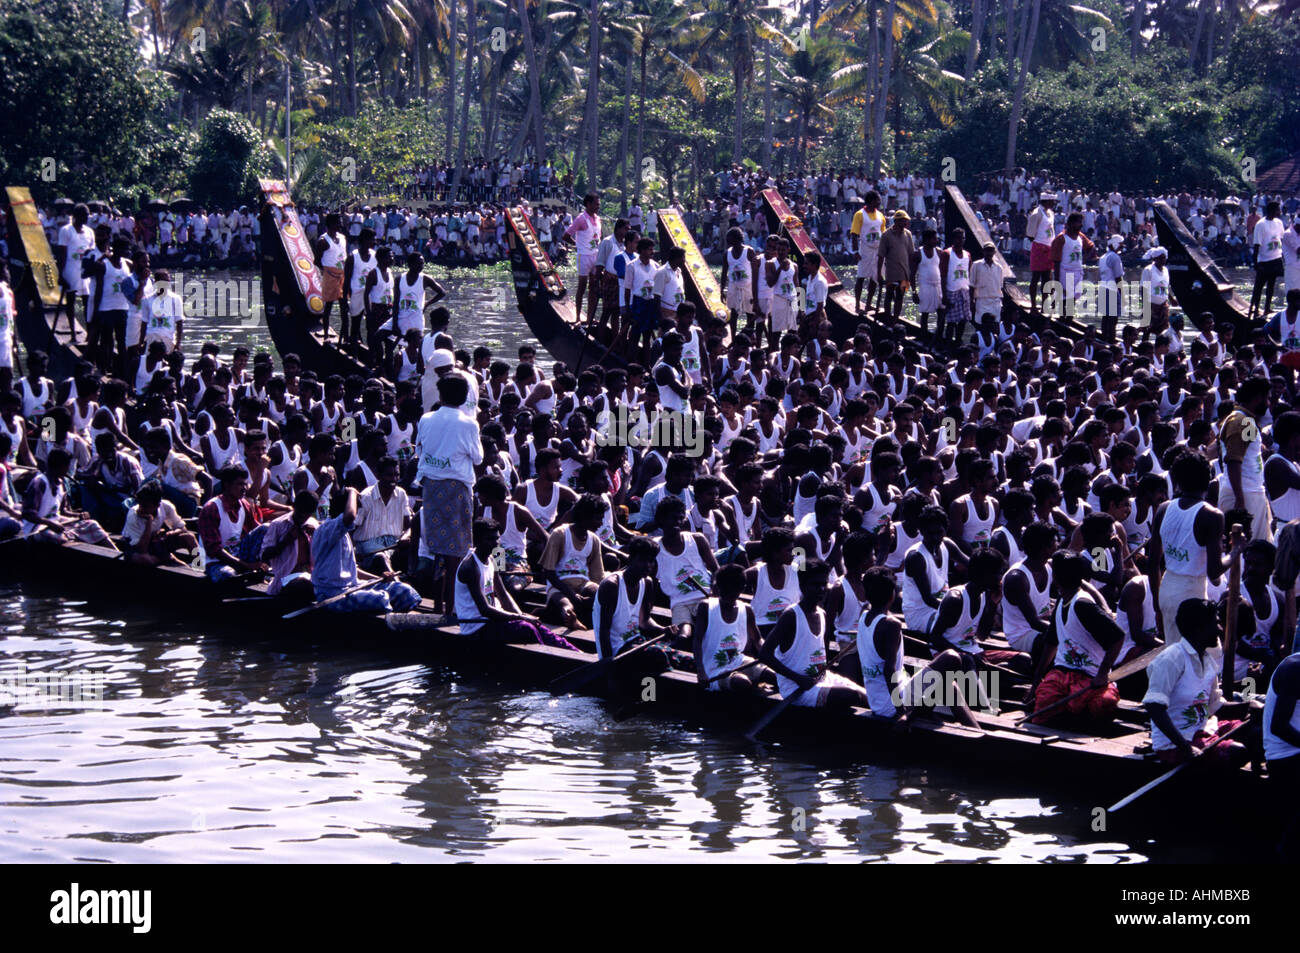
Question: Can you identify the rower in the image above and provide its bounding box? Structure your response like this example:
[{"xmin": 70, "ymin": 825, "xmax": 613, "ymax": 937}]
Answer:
[
  {"xmin": 1265, "ymin": 410, "xmax": 1300, "ymax": 536},
  {"xmin": 1031, "ymin": 551, "xmax": 1124, "ymax": 728},
  {"xmin": 593, "ymin": 536, "xmax": 674, "ymax": 678},
  {"xmin": 354, "ymin": 456, "xmax": 411, "ymax": 574},
  {"xmin": 343, "ymin": 227, "xmax": 378, "ymax": 344},
  {"xmin": 1002, "ymin": 522, "xmax": 1058, "ymax": 663},
  {"xmin": 475, "ymin": 474, "xmax": 547, "ymax": 594},
  {"xmin": 825, "ymin": 530, "xmax": 872, "ymax": 670},
  {"xmin": 1219, "ymin": 376, "xmax": 1272, "ymax": 542},
  {"xmin": 929, "ymin": 548, "xmax": 1030, "ymax": 674},
  {"xmin": 453, "ymin": 518, "xmax": 556, "ymax": 643},
  {"xmin": 310, "ymin": 486, "xmax": 420, "ymax": 613},
  {"xmin": 747, "ymin": 527, "xmax": 801, "ymax": 631},
  {"xmin": 196, "ymin": 464, "xmax": 264, "ymax": 581},
  {"xmin": 857, "ymin": 567, "xmax": 980, "ymax": 725},
  {"xmin": 257, "ymin": 491, "xmax": 318, "ymax": 598},
  {"xmin": 949, "ymin": 458, "xmax": 1000, "ymax": 556},
  {"xmin": 1149, "ymin": 453, "xmax": 1239, "ymax": 643},
  {"xmin": 693, "ymin": 563, "xmax": 767, "ymax": 695},
  {"xmin": 540, "ymin": 492, "xmax": 607, "ymax": 627},
  {"xmin": 1143, "ymin": 598, "xmax": 1250, "ymax": 766},
  {"xmin": 1263, "ymin": 647, "xmax": 1300, "ymax": 861},
  {"xmin": 901, "ymin": 504, "xmax": 966, "ymax": 638},
  {"xmin": 758, "ymin": 559, "xmax": 867, "ymax": 710},
  {"xmin": 653, "ymin": 495, "xmax": 716, "ymax": 632}
]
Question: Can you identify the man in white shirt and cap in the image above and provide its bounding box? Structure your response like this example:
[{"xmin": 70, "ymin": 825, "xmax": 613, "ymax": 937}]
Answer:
[
  {"xmin": 1097, "ymin": 234, "xmax": 1125, "ymax": 342},
  {"xmin": 421, "ymin": 345, "xmax": 479, "ymax": 416}
]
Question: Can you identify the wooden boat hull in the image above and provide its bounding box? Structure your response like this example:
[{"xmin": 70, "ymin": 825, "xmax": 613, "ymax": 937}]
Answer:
[
  {"xmin": 505, "ymin": 206, "xmax": 624, "ymax": 373},
  {"xmin": 655, "ymin": 207, "xmax": 730, "ymax": 327},
  {"xmin": 757, "ymin": 189, "xmax": 861, "ymax": 342},
  {"xmin": 258, "ymin": 179, "xmax": 376, "ymax": 380},
  {"xmin": 3, "ymin": 186, "xmax": 90, "ymax": 380},
  {"xmin": 0, "ymin": 534, "xmax": 1269, "ymax": 825},
  {"xmin": 942, "ymin": 184, "xmax": 1089, "ymax": 340},
  {"xmin": 1151, "ymin": 200, "xmax": 1252, "ymax": 337}
]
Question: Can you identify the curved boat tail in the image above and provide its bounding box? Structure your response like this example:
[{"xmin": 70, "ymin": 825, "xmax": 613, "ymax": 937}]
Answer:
[
  {"xmin": 757, "ymin": 189, "xmax": 860, "ymax": 342},
  {"xmin": 3, "ymin": 186, "xmax": 88, "ymax": 380},
  {"xmin": 1151, "ymin": 200, "xmax": 1251, "ymax": 336},
  {"xmin": 258, "ymin": 179, "xmax": 373, "ymax": 380},
  {"xmin": 655, "ymin": 207, "xmax": 730, "ymax": 335},
  {"xmin": 505, "ymin": 206, "xmax": 622, "ymax": 373}
]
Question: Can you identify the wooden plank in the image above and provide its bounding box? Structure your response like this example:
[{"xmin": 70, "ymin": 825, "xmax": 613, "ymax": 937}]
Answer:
[
  {"xmin": 505, "ymin": 207, "xmax": 565, "ymax": 298},
  {"xmin": 760, "ymin": 189, "xmax": 842, "ymax": 290}
]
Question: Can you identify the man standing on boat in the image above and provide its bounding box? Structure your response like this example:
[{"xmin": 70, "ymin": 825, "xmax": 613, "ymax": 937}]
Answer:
[
  {"xmin": 876, "ymin": 211, "xmax": 914, "ymax": 325},
  {"xmin": 54, "ymin": 203, "xmax": 95, "ymax": 344},
  {"xmin": 1218, "ymin": 376, "xmax": 1272, "ymax": 542},
  {"xmin": 562, "ymin": 193, "xmax": 602, "ymax": 328},
  {"xmin": 592, "ymin": 216, "xmax": 629, "ymax": 339},
  {"xmin": 315, "ymin": 213, "xmax": 348, "ymax": 341},
  {"xmin": 416, "ymin": 374, "xmax": 482, "ymax": 613},
  {"xmin": 1250, "ymin": 200, "xmax": 1285, "ymax": 320},
  {"xmin": 1026, "ymin": 193, "xmax": 1057, "ymax": 315}
]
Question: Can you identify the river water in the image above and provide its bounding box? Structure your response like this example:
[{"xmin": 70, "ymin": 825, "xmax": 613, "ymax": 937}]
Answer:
[{"xmin": 0, "ymin": 262, "xmax": 1262, "ymax": 863}]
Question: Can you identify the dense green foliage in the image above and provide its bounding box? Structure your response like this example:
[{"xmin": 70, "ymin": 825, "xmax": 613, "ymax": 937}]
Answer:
[
  {"xmin": 189, "ymin": 108, "xmax": 272, "ymax": 207},
  {"xmin": 1, "ymin": 0, "xmax": 1297, "ymax": 206},
  {"xmin": 0, "ymin": 0, "xmax": 173, "ymax": 200}
]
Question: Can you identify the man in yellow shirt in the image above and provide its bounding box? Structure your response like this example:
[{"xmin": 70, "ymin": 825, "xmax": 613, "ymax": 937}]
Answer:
[{"xmin": 849, "ymin": 191, "xmax": 886, "ymax": 315}]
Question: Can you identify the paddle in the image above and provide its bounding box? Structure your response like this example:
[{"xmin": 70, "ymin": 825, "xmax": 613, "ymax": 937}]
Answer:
[
  {"xmin": 1221, "ymin": 523, "xmax": 1244, "ymax": 697},
  {"xmin": 1016, "ymin": 643, "xmax": 1164, "ymax": 724},
  {"xmin": 703, "ymin": 656, "xmax": 762, "ymax": 686},
  {"xmin": 744, "ymin": 684, "xmax": 811, "ymax": 741},
  {"xmin": 548, "ymin": 628, "xmax": 675, "ymax": 695},
  {"xmin": 1105, "ymin": 718, "xmax": 1251, "ymax": 813},
  {"xmin": 282, "ymin": 576, "xmax": 386, "ymax": 619}
]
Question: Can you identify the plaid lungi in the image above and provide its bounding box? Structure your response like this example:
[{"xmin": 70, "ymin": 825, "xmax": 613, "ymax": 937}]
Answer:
[
  {"xmin": 421, "ymin": 477, "xmax": 472, "ymax": 557},
  {"xmin": 946, "ymin": 291, "xmax": 972, "ymax": 325}
]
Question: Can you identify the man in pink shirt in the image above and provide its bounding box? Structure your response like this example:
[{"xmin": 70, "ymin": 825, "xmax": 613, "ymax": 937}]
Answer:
[{"xmin": 562, "ymin": 192, "xmax": 603, "ymax": 326}]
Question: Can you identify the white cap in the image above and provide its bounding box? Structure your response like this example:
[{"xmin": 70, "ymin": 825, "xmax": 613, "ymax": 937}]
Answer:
[
  {"xmin": 1108, "ymin": 234, "xmax": 1124, "ymax": 249},
  {"xmin": 429, "ymin": 349, "xmax": 455, "ymax": 370},
  {"xmin": 1040, "ymin": 192, "xmax": 1056, "ymax": 202}
]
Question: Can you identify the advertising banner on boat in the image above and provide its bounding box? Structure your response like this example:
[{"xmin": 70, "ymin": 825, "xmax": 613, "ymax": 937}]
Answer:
[
  {"xmin": 5, "ymin": 186, "xmax": 62, "ymax": 307},
  {"xmin": 760, "ymin": 188, "xmax": 841, "ymax": 290},
  {"xmin": 259, "ymin": 178, "xmax": 325, "ymax": 315},
  {"xmin": 656, "ymin": 207, "xmax": 729, "ymax": 325}
]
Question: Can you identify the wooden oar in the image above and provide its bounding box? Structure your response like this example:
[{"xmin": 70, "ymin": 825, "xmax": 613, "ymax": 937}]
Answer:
[
  {"xmin": 703, "ymin": 656, "xmax": 762, "ymax": 686},
  {"xmin": 282, "ymin": 577, "xmax": 385, "ymax": 619},
  {"xmin": 548, "ymin": 629, "xmax": 674, "ymax": 695},
  {"xmin": 744, "ymin": 684, "xmax": 811, "ymax": 741},
  {"xmin": 1105, "ymin": 718, "xmax": 1251, "ymax": 813},
  {"xmin": 1221, "ymin": 524, "xmax": 1244, "ymax": 696},
  {"xmin": 1015, "ymin": 643, "xmax": 1164, "ymax": 724}
]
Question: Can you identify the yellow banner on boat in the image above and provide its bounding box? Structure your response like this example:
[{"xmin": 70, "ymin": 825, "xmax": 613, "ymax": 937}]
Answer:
[
  {"xmin": 656, "ymin": 207, "xmax": 728, "ymax": 324},
  {"xmin": 5, "ymin": 186, "xmax": 62, "ymax": 306}
]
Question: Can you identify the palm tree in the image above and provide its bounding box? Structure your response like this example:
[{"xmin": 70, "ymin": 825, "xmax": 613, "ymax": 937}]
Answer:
[
  {"xmin": 1005, "ymin": 0, "xmax": 1041, "ymax": 173},
  {"xmin": 778, "ymin": 34, "xmax": 838, "ymax": 172},
  {"xmin": 617, "ymin": 0, "xmax": 703, "ymax": 206},
  {"xmin": 694, "ymin": 0, "xmax": 793, "ymax": 165}
]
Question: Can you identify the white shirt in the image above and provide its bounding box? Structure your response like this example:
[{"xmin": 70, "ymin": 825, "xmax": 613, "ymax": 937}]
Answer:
[
  {"xmin": 1254, "ymin": 216, "xmax": 1284, "ymax": 262},
  {"xmin": 57, "ymin": 223, "xmax": 96, "ymax": 293},
  {"xmin": 804, "ymin": 272, "xmax": 828, "ymax": 314},
  {"xmin": 415, "ymin": 405, "xmax": 483, "ymax": 488}
]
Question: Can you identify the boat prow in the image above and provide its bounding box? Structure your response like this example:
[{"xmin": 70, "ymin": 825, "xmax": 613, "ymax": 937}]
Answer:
[
  {"xmin": 258, "ymin": 179, "xmax": 378, "ymax": 381},
  {"xmin": 4, "ymin": 185, "xmax": 91, "ymax": 381},
  {"xmin": 758, "ymin": 188, "xmax": 860, "ymax": 342},
  {"xmin": 1151, "ymin": 200, "xmax": 1252, "ymax": 337},
  {"xmin": 505, "ymin": 206, "xmax": 624, "ymax": 373}
]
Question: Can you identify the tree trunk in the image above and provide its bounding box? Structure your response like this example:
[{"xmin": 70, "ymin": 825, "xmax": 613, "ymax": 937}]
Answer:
[
  {"xmin": 347, "ymin": 6, "xmax": 358, "ymax": 115},
  {"xmin": 1130, "ymin": 0, "xmax": 1142, "ymax": 62},
  {"xmin": 585, "ymin": 0, "xmax": 601, "ymax": 192},
  {"xmin": 966, "ymin": 0, "xmax": 984, "ymax": 81},
  {"xmin": 456, "ymin": 0, "xmax": 476, "ymax": 178},
  {"xmin": 333, "ymin": 8, "xmax": 343, "ymax": 113},
  {"xmin": 619, "ymin": 41, "xmax": 633, "ymax": 210},
  {"xmin": 516, "ymin": 0, "xmax": 545, "ymax": 160},
  {"xmin": 1004, "ymin": 0, "xmax": 1040, "ymax": 174},
  {"xmin": 1205, "ymin": 7, "xmax": 1217, "ymax": 71},
  {"xmin": 446, "ymin": 0, "xmax": 458, "ymax": 163},
  {"xmin": 633, "ymin": 42, "xmax": 648, "ymax": 205},
  {"xmin": 873, "ymin": 0, "xmax": 896, "ymax": 177},
  {"xmin": 733, "ymin": 52, "xmax": 745, "ymax": 164},
  {"xmin": 864, "ymin": 1, "xmax": 877, "ymax": 164},
  {"xmin": 1190, "ymin": 0, "xmax": 1208, "ymax": 71},
  {"xmin": 762, "ymin": 37, "xmax": 773, "ymax": 168}
]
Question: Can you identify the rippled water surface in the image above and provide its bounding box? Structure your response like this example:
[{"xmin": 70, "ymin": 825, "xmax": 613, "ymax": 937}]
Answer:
[{"xmin": 0, "ymin": 263, "xmax": 1264, "ymax": 863}]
